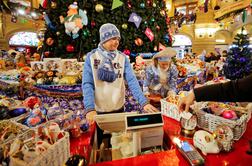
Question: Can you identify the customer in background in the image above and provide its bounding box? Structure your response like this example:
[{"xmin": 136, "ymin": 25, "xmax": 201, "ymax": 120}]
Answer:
[{"xmin": 143, "ymin": 47, "xmax": 178, "ymax": 100}]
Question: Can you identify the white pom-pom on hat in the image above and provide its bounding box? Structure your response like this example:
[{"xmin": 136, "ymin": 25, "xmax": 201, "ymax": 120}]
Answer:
[{"xmin": 69, "ymin": 2, "xmax": 78, "ymax": 9}]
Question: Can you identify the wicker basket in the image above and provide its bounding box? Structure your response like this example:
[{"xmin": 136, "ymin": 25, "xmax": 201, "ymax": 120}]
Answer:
[
  {"xmin": 0, "ymin": 120, "xmax": 28, "ymax": 145},
  {"xmin": 160, "ymin": 98, "xmax": 180, "ymax": 121},
  {"xmin": 9, "ymin": 131, "xmax": 70, "ymax": 166},
  {"xmin": 193, "ymin": 103, "xmax": 250, "ymax": 140}
]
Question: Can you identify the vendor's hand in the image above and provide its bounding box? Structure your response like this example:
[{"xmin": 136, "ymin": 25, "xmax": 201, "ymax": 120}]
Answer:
[
  {"xmin": 143, "ymin": 104, "xmax": 159, "ymax": 113},
  {"xmin": 178, "ymin": 91, "xmax": 195, "ymax": 112},
  {"xmin": 86, "ymin": 110, "xmax": 97, "ymax": 124}
]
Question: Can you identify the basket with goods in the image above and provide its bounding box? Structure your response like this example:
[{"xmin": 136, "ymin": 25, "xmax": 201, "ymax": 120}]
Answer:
[
  {"xmin": 192, "ymin": 102, "xmax": 251, "ymax": 140},
  {"xmin": 8, "ymin": 122, "xmax": 70, "ymax": 166},
  {"xmin": 0, "ymin": 120, "xmax": 28, "ymax": 145},
  {"xmin": 160, "ymin": 91, "xmax": 189, "ymax": 121}
]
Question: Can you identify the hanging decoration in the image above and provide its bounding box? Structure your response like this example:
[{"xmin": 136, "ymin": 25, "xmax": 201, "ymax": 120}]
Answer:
[
  {"xmin": 40, "ymin": 0, "xmax": 48, "ymax": 9},
  {"xmin": 204, "ymin": 0, "xmax": 209, "ymax": 13},
  {"xmin": 145, "ymin": 28, "xmax": 154, "ymax": 41},
  {"xmin": 59, "ymin": 2, "xmax": 88, "ymax": 39},
  {"xmin": 46, "ymin": 37, "xmax": 54, "ymax": 46},
  {"xmin": 11, "ymin": 15, "xmax": 17, "ymax": 23},
  {"xmin": 123, "ymin": 49, "xmax": 131, "ymax": 56},
  {"xmin": 95, "ymin": 4, "xmax": 104, "ymax": 12},
  {"xmin": 147, "ymin": 0, "xmax": 152, "ymax": 7},
  {"xmin": 127, "ymin": 0, "xmax": 132, "ymax": 9},
  {"xmin": 242, "ymin": 9, "xmax": 247, "ymax": 23},
  {"xmin": 51, "ymin": 2, "xmax": 57, "ymax": 9},
  {"xmin": 122, "ymin": 23, "xmax": 128, "ymax": 29},
  {"xmin": 91, "ymin": 20, "xmax": 96, "ymax": 28},
  {"xmin": 43, "ymin": 12, "xmax": 56, "ymax": 31},
  {"xmin": 66, "ymin": 44, "xmax": 75, "ymax": 52},
  {"xmin": 128, "ymin": 12, "xmax": 142, "ymax": 28},
  {"xmin": 134, "ymin": 38, "xmax": 143, "ymax": 46},
  {"xmin": 140, "ymin": 3, "xmax": 145, "ymax": 8},
  {"xmin": 112, "ymin": 0, "xmax": 123, "ymax": 10}
]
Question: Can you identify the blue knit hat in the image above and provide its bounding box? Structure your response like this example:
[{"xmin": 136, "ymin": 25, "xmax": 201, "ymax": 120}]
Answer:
[{"xmin": 99, "ymin": 23, "xmax": 120, "ymax": 44}]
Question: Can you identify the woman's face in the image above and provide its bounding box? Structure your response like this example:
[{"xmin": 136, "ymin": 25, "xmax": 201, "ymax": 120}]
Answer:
[
  {"xmin": 102, "ymin": 37, "xmax": 120, "ymax": 51},
  {"xmin": 158, "ymin": 61, "xmax": 171, "ymax": 71}
]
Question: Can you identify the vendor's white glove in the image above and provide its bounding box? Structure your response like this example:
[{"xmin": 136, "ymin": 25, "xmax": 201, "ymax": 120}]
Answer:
[{"xmin": 143, "ymin": 104, "xmax": 159, "ymax": 113}]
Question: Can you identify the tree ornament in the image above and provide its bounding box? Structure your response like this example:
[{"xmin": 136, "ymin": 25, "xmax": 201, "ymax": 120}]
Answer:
[
  {"xmin": 160, "ymin": 10, "xmax": 166, "ymax": 16},
  {"xmin": 91, "ymin": 20, "xmax": 96, "ymax": 27},
  {"xmin": 44, "ymin": 51, "xmax": 50, "ymax": 57},
  {"xmin": 144, "ymin": 21, "xmax": 148, "ymax": 25},
  {"xmin": 153, "ymin": 46, "xmax": 157, "ymax": 51},
  {"xmin": 95, "ymin": 4, "xmax": 104, "ymax": 12},
  {"xmin": 37, "ymin": 28, "xmax": 46, "ymax": 41},
  {"xmin": 134, "ymin": 38, "xmax": 143, "ymax": 46},
  {"xmin": 156, "ymin": 25, "xmax": 160, "ymax": 30},
  {"xmin": 122, "ymin": 23, "xmax": 128, "ymax": 29},
  {"xmin": 123, "ymin": 49, "xmax": 131, "ymax": 56},
  {"xmin": 56, "ymin": 31, "xmax": 60, "ymax": 36},
  {"xmin": 46, "ymin": 37, "xmax": 54, "ymax": 46},
  {"xmin": 51, "ymin": 2, "xmax": 57, "ymax": 9},
  {"xmin": 127, "ymin": 0, "xmax": 132, "ymax": 9},
  {"xmin": 112, "ymin": 0, "xmax": 123, "ymax": 10},
  {"xmin": 40, "ymin": 0, "xmax": 48, "ymax": 9},
  {"xmin": 140, "ymin": 3, "xmax": 145, "ymax": 8},
  {"xmin": 11, "ymin": 15, "xmax": 17, "ymax": 23},
  {"xmin": 59, "ymin": 2, "xmax": 88, "ymax": 39},
  {"xmin": 128, "ymin": 12, "xmax": 142, "ymax": 28},
  {"xmin": 147, "ymin": 0, "xmax": 152, "ymax": 6},
  {"xmin": 153, "ymin": 3, "xmax": 156, "ymax": 7},
  {"xmin": 83, "ymin": 29, "xmax": 89, "ymax": 37},
  {"xmin": 151, "ymin": 18, "xmax": 155, "ymax": 22},
  {"xmin": 66, "ymin": 44, "xmax": 75, "ymax": 52}
]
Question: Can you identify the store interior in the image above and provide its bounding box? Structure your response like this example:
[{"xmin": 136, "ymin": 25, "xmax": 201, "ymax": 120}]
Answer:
[{"xmin": 0, "ymin": 0, "xmax": 252, "ymax": 166}]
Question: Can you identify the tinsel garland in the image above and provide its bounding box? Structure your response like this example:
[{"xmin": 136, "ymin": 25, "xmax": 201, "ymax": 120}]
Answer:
[{"xmin": 27, "ymin": 86, "xmax": 82, "ymax": 98}]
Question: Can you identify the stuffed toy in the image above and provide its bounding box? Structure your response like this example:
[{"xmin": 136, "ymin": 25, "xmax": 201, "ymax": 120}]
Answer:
[
  {"xmin": 59, "ymin": 2, "xmax": 88, "ymax": 39},
  {"xmin": 33, "ymin": 71, "xmax": 45, "ymax": 84},
  {"xmin": 44, "ymin": 70, "xmax": 59, "ymax": 85}
]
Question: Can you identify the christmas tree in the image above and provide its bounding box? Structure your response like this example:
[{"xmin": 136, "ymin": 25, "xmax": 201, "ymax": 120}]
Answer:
[
  {"xmin": 39, "ymin": 0, "xmax": 172, "ymax": 60},
  {"xmin": 223, "ymin": 28, "xmax": 252, "ymax": 80}
]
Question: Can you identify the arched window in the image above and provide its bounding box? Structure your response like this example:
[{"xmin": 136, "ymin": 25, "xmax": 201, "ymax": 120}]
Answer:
[
  {"xmin": 9, "ymin": 32, "xmax": 39, "ymax": 46},
  {"xmin": 172, "ymin": 35, "xmax": 192, "ymax": 46}
]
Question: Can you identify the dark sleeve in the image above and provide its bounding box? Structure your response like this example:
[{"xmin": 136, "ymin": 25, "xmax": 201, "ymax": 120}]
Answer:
[{"xmin": 194, "ymin": 74, "xmax": 252, "ymax": 102}]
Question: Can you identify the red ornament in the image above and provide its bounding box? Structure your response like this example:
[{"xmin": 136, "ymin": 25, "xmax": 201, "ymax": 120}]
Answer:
[
  {"xmin": 91, "ymin": 20, "xmax": 96, "ymax": 27},
  {"xmin": 222, "ymin": 110, "xmax": 236, "ymax": 119},
  {"xmin": 127, "ymin": 0, "xmax": 132, "ymax": 9},
  {"xmin": 66, "ymin": 44, "xmax": 74, "ymax": 52},
  {"xmin": 123, "ymin": 49, "xmax": 131, "ymax": 56},
  {"xmin": 44, "ymin": 51, "xmax": 50, "ymax": 57}
]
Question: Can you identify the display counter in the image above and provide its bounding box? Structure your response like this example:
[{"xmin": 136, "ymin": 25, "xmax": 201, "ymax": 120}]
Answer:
[{"xmin": 76, "ymin": 116, "xmax": 252, "ymax": 165}]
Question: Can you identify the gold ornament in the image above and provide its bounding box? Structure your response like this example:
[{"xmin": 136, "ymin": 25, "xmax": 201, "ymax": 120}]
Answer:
[
  {"xmin": 160, "ymin": 10, "xmax": 165, "ymax": 16},
  {"xmin": 51, "ymin": 2, "xmax": 57, "ymax": 9},
  {"xmin": 95, "ymin": 4, "xmax": 104, "ymax": 12},
  {"xmin": 122, "ymin": 23, "xmax": 128, "ymax": 29}
]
